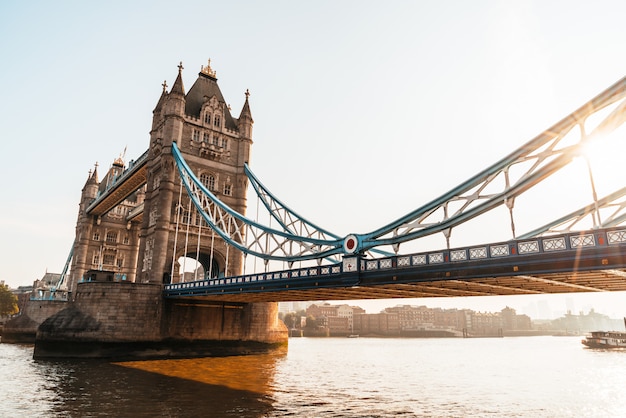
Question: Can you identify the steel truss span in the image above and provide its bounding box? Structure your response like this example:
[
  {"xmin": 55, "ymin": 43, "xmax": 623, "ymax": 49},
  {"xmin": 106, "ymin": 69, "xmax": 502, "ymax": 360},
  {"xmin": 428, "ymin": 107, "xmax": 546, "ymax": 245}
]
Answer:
[
  {"xmin": 171, "ymin": 76, "xmax": 626, "ymax": 263},
  {"xmin": 164, "ymin": 227, "xmax": 626, "ymax": 302}
]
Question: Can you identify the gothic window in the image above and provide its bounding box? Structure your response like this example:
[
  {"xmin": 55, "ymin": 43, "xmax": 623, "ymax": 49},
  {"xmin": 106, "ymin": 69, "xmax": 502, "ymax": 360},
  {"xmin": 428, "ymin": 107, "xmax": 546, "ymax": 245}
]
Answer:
[
  {"xmin": 149, "ymin": 205, "xmax": 158, "ymax": 226},
  {"xmin": 106, "ymin": 231, "xmax": 118, "ymax": 243},
  {"xmin": 204, "ymin": 113, "xmax": 211, "ymax": 125},
  {"xmin": 212, "ymin": 135, "xmax": 219, "ymax": 145},
  {"xmin": 224, "ymin": 183, "xmax": 232, "ymax": 196},
  {"xmin": 200, "ymin": 173, "xmax": 212, "ymax": 189},
  {"xmin": 116, "ymin": 256, "xmax": 124, "ymax": 268},
  {"xmin": 182, "ymin": 208, "xmax": 192, "ymax": 224},
  {"xmin": 93, "ymin": 231, "xmax": 100, "ymax": 241},
  {"xmin": 193, "ymin": 129, "xmax": 201, "ymax": 142},
  {"xmin": 199, "ymin": 174, "xmax": 216, "ymax": 191},
  {"xmin": 123, "ymin": 235, "xmax": 130, "ymax": 245},
  {"xmin": 152, "ymin": 175, "xmax": 161, "ymax": 190},
  {"xmin": 214, "ymin": 115, "xmax": 221, "ymax": 128},
  {"xmin": 92, "ymin": 253, "xmax": 100, "ymax": 265},
  {"xmin": 203, "ymin": 132, "xmax": 210, "ymax": 143},
  {"xmin": 221, "ymin": 138, "xmax": 227, "ymax": 148},
  {"xmin": 142, "ymin": 237, "xmax": 154, "ymax": 272},
  {"xmin": 103, "ymin": 253, "xmax": 115, "ymax": 266}
]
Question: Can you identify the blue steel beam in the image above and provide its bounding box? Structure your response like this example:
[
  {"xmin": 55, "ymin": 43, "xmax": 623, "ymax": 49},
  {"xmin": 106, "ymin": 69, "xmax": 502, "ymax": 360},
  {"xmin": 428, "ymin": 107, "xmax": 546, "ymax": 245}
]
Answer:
[
  {"xmin": 172, "ymin": 142, "xmax": 346, "ymax": 262},
  {"xmin": 518, "ymin": 187, "xmax": 626, "ymax": 239},
  {"xmin": 355, "ymin": 76, "xmax": 626, "ymax": 253},
  {"xmin": 171, "ymin": 75, "xmax": 626, "ymax": 262}
]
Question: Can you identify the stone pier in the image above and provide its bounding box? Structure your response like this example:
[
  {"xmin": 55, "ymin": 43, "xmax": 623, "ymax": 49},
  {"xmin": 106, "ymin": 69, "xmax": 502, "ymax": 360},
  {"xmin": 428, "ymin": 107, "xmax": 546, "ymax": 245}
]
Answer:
[{"xmin": 33, "ymin": 281, "xmax": 287, "ymax": 360}]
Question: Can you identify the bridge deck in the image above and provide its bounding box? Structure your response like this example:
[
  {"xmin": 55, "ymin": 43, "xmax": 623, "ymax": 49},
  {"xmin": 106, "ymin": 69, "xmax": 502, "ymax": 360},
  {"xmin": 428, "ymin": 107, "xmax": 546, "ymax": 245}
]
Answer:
[
  {"xmin": 86, "ymin": 151, "xmax": 148, "ymax": 217},
  {"xmin": 164, "ymin": 227, "xmax": 626, "ymax": 303}
]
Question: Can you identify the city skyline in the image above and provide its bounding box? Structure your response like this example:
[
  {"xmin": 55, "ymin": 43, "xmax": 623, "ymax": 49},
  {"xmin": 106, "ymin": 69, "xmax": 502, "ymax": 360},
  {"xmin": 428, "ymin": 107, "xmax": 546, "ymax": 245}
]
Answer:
[
  {"xmin": 279, "ymin": 294, "xmax": 626, "ymax": 321},
  {"xmin": 1, "ymin": 2, "xmax": 626, "ymax": 318}
]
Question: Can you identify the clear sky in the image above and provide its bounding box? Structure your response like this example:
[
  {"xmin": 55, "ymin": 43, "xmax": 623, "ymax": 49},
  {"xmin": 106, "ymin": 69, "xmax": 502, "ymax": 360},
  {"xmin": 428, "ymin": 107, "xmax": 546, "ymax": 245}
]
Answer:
[{"xmin": 1, "ymin": 1, "xmax": 626, "ymax": 319}]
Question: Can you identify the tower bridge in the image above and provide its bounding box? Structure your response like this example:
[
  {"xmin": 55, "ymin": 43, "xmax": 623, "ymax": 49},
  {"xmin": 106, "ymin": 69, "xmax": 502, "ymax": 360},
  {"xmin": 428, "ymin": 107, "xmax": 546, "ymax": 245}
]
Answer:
[{"xmin": 12, "ymin": 60, "xmax": 626, "ymax": 359}]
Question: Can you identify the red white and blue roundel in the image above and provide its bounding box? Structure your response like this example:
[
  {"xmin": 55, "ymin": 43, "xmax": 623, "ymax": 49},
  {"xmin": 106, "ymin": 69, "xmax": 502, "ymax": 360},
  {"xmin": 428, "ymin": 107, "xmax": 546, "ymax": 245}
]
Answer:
[{"xmin": 343, "ymin": 234, "xmax": 359, "ymax": 254}]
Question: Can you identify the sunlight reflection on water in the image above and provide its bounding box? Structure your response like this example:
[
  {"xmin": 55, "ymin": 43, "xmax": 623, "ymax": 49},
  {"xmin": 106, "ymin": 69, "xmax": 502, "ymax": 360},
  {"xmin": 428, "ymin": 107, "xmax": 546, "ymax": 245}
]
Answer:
[{"xmin": 115, "ymin": 348, "xmax": 287, "ymax": 394}]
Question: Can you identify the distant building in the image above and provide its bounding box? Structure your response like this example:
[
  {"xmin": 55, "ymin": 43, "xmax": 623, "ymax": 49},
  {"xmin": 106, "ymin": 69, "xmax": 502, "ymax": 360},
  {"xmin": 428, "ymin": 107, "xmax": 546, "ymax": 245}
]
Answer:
[
  {"xmin": 306, "ymin": 303, "xmax": 361, "ymax": 335},
  {"xmin": 354, "ymin": 312, "xmax": 400, "ymax": 335}
]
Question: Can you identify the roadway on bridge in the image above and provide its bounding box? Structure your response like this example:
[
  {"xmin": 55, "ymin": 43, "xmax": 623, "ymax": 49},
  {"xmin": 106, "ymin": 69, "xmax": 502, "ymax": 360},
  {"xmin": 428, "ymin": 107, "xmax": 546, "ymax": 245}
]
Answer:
[{"xmin": 165, "ymin": 228, "xmax": 626, "ymax": 303}]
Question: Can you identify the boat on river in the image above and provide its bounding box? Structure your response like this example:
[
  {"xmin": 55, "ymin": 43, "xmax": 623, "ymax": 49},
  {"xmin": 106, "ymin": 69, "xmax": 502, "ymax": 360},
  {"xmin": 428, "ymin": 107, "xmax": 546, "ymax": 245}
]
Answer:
[{"xmin": 581, "ymin": 318, "xmax": 626, "ymax": 349}]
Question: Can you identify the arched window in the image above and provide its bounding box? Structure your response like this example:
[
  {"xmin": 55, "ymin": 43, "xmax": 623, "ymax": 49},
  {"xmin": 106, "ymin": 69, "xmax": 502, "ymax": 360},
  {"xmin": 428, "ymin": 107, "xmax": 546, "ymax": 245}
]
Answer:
[
  {"xmin": 204, "ymin": 113, "xmax": 211, "ymax": 125},
  {"xmin": 200, "ymin": 173, "xmax": 215, "ymax": 191}
]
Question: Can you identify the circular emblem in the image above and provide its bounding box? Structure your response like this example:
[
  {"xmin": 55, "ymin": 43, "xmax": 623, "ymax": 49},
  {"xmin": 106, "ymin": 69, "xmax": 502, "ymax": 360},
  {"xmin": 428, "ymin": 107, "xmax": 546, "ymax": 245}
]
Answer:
[{"xmin": 343, "ymin": 234, "xmax": 359, "ymax": 254}]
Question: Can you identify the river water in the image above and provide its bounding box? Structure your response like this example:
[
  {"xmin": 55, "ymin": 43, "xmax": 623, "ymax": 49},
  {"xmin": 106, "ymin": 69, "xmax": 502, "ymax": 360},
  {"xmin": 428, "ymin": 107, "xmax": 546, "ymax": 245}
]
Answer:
[{"xmin": 1, "ymin": 336, "xmax": 625, "ymax": 417}]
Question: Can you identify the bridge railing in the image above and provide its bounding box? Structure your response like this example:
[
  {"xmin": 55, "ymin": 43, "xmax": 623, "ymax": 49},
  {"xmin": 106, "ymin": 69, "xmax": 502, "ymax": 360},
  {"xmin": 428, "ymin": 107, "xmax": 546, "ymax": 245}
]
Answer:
[
  {"xmin": 165, "ymin": 263, "xmax": 344, "ymax": 292},
  {"xmin": 163, "ymin": 227, "xmax": 626, "ymax": 296}
]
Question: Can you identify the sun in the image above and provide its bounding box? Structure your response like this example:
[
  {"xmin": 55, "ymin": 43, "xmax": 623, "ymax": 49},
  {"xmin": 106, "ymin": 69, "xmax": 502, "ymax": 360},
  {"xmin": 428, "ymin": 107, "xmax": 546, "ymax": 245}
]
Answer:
[{"xmin": 577, "ymin": 109, "xmax": 626, "ymax": 199}]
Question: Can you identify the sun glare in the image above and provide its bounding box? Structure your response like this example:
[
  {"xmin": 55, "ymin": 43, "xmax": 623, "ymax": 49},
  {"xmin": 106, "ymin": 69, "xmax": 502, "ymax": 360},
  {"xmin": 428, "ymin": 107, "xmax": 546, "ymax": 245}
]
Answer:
[{"xmin": 578, "ymin": 127, "xmax": 625, "ymax": 198}]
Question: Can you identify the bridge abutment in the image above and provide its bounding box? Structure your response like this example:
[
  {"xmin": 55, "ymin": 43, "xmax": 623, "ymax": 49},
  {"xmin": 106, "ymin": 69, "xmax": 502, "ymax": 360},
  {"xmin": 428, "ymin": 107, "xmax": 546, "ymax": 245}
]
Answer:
[
  {"xmin": 2, "ymin": 299, "xmax": 68, "ymax": 343},
  {"xmin": 33, "ymin": 282, "xmax": 287, "ymax": 359}
]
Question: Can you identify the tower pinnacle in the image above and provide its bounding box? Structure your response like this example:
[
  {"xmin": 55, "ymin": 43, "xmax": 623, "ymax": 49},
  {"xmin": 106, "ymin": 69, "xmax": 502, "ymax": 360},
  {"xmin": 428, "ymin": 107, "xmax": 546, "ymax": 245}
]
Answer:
[{"xmin": 200, "ymin": 59, "xmax": 217, "ymax": 79}]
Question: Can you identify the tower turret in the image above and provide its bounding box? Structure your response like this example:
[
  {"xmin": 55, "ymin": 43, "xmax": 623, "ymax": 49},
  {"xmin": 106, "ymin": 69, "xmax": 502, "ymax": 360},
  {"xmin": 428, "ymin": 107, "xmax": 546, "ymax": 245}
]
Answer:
[
  {"xmin": 161, "ymin": 62, "xmax": 186, "ymax": 148},
  {"xmin": 69, "ymin": 164, "xmax": 101, "ymax": 293},
  {"xmin": 238, "ymin": 89, "xmax": 254, "ymax": 140}
]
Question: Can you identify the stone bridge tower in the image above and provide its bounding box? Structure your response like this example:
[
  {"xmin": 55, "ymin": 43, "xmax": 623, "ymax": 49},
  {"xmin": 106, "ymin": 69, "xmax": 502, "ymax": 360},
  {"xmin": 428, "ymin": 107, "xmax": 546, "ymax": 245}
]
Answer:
[
  {"xmin": 31, "ymin": 61, "xmax": 286, "ymax": 360},
  {"xmin": 137, "ymin": 61, "xmax": 253, "ymax": 284}
]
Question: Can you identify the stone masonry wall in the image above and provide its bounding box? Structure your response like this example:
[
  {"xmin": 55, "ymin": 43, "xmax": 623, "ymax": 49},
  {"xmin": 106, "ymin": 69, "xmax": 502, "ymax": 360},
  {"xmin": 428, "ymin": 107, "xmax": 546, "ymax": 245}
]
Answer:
[
  {"xmin": 2, "ymin": 299, "xmax": 69, "ymax": 342},
  {"xmin": 38, "ymin": 281, "xmax": 163, "ymax": 342},
  {"xmin": 163, "ymin": 301, "xmax": 287, "ymax": 343}
]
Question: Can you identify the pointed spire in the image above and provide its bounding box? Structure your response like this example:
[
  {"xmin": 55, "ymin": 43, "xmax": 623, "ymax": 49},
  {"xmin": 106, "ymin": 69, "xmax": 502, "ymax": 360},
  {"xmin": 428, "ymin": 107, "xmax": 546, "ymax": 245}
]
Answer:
[
  {"xmin": 90, "ymin": 162, "xmax": 99, "ymax": 184},
  {"xmin": 153, "ymin": 80, "xmax": 168, "ymax": 113},
  {"xmin": 239, "ymin": 89, "xmax": 253, "ymax": 121},
  {"xmin": 170, "ymin": 62, "xmax": 185, "ymax": 96},
  {"xmin": 238, "ymin": 89, "xmax": 254, "ymax": 139},
  {"xmin": 84, "ymin": 163, "xmax": 99, "ymax": 190}
]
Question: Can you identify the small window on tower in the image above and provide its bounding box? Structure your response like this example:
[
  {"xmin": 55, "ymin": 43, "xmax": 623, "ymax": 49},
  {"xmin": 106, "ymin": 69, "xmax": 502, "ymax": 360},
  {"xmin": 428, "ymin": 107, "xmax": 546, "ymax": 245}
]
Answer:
[
  {"xmin": 106, "ymin": 231, "xmax": 118, "ymax": 243},
  {"xmin": 182, "ymin": 209, "xmax": 191, "ymax": 224},
  {"xmin": 93, "ymin": 231, "xmax": 100, "ymax": 241},
  {"xmin": 193, "ymin": 130, "xmax": 201, "ymax": 142},
  {"xmin": 103, "ymin": 254, "xmax": 115, "ymax": 266},
  {"xmin": 214, "ymin": 115, "xmax": 221, "ymax": 128},
  {"xmin": 204, "ymin": 113, "xmax": 211, "ymax": 125},
  {"xmin": 224, "ymin": 184, "xmax": 232, "ymax": 196},
  {"xmin": 203, "ymin": 132, "xmax": 209, "ymax": 143}
]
